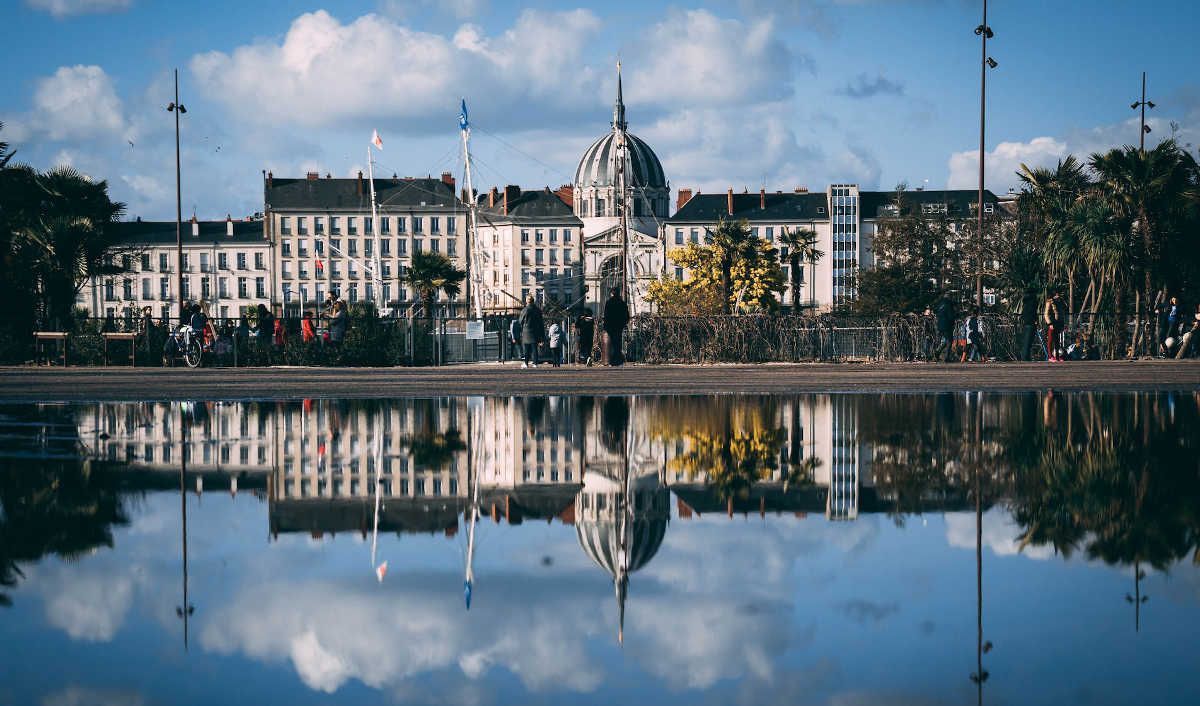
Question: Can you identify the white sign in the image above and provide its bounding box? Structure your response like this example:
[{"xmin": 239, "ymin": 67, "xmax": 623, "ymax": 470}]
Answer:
[{"xmin": 465, "ymin": 320, "xmax": 485, "ymax": 340}]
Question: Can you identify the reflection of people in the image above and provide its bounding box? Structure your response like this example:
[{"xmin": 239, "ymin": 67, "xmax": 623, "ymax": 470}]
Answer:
[{"xmin": 602, "ymin": 288, "xmax": 630, "ymax": 366}]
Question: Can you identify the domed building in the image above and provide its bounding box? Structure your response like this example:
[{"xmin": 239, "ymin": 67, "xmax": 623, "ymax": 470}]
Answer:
[{"xmin": 575, "ymin": 65, "xmax": 670, "ymax": 314}]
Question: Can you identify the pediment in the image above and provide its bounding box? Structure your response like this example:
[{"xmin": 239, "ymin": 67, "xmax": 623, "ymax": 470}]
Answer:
[{"xmin": 583, "ymin": 225, "xmax": 659, "ymax": 247}]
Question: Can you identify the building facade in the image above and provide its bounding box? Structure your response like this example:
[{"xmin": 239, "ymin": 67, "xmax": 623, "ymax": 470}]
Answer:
[
  {"xmin": 665, "ymin": 186, "xmax": 1003, "ymax": 312},
  {"xmin": 76, "ymin": 217, "xmax": 272, "ymax": 323},
  {"xmin": 263, "ymin": 171, "xmax": 469, "ymax": 316}
]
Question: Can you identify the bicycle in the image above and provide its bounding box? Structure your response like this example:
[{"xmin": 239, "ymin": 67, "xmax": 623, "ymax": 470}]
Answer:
[{"xmin": 166, "ymin": 325, "xmax": 204, "ymax": 368}]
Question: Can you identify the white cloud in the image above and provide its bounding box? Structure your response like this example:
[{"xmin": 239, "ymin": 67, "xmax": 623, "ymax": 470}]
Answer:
[
  {"xmin": 947, "ymin": 136, "xmax": 1067, "ymax": 191},
  {"xmin": 41, "ymin": 686, "xmax": 145, "ymax": 706},
  {"xmin": 189, "ymin": 10, "xmax": 603, "ymax": 131},
  {"xmin": 26, "ymin": 0, "xmax": 133, "ymax": 19},
  {"xmin": 11, "ymin": 65, "xmax": 129, "ymax": 143},
  {"xmin": 944, "ymin": 508, "xmax": 1054, "ymax": 560},
  {"xmin": 40, "ymin": 566, "xmax": 137, "ymax": 641}
]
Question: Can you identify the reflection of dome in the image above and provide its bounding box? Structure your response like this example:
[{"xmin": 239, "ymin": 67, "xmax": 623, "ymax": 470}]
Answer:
[
  {"xmin": 574, "ymin": 132, "xmax": 667, "ymax": 190},
  {"xmin": 576, "ymin": 512, "xmax": 667, "ymax": 575}
]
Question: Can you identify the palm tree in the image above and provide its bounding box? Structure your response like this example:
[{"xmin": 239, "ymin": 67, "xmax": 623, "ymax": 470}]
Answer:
[
  {"xmin": 779, "ymin": 227, "xmax": 823, "ymax": 312},
  {"xmin": 705, "ymin": 218, "xmax": 756, "ymax": 314},
  {"xmin": 406, "ymin": 250, "xmax": 466, "ymax": 317}
]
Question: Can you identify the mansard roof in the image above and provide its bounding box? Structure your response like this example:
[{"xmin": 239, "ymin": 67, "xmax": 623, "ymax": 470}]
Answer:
[
  {"xmin": 668, "ymin": 192, "xmax": 830, "ymax": 223},
  {"xmin": 109, "ymin": 219, "xmax": 265, "ymax": 245},
  {"xmin": 266, "ymin": 176, "xmax": 464, "ymax": 212},
  {"xmin": 476, "ymin": 188, "xmax": 582, "ymax": 225}
]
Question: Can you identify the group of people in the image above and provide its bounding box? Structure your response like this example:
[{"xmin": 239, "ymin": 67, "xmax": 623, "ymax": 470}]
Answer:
[
  {"xmin": 929, "ymin": 298, "xmax": 990, "ymax": 363},
  {"xmin": 510, "ymin": 287, "xmax": 630, "ymax": 368},
  {"xmin": 1157, "ymin": 296, "xmax": 1200, "ymax": 359}
]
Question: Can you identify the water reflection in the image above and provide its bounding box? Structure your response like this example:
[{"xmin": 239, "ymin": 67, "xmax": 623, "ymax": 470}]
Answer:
[{"xmin": 1, "ymin": 392, "xmax": 1199, "ymax": 704}]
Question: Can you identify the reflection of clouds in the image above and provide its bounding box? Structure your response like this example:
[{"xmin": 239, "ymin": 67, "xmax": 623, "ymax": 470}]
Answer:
[
  {"xmin": 944, "ymin": 509, "xmax": 1054, "ymax": 560},
  {"xmin": 838, "ymin": 599, "xmax": 899, "ymax": 627},
  {"xmin": 197, "ymin": 576, "xmax": 605, "ymax": 694},
  {"xmin": 42, "ymin": 686, "xmax": 145, "ymax": 706},
  {"xmin": 37, "ymin": 565, "xmax": 137, "ymax": 642}
]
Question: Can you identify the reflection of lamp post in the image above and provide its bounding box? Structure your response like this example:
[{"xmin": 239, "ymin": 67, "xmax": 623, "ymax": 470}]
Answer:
[
  {"xmin": 969, "ymin": 395, "xmax": 990, "ymax": 704},
  {"xmin": 176, "ymin": 404, "xmax": 194, "ymax": 649},
  {"xmin": 1125, "ymin": 559, "xmax": 1148, "ymax": 632}
]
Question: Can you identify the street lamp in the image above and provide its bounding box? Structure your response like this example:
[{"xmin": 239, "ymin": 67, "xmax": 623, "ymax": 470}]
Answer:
[
  {"xmin": 1132, "ymin": 72, "xmax": 1155, "ymax": 153},
  {"xmin": 974, "ymin": 2, "xmax": 998, "ymax": 310},
  {"xmin": 167, "ymin": 69, "xmax": 187, "ymax": 323}
]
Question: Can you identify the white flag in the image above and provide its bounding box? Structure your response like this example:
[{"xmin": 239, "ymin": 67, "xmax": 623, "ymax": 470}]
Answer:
[{"xmin": 371, "ymin": 130, "xmax": 383, "ymax": 150}]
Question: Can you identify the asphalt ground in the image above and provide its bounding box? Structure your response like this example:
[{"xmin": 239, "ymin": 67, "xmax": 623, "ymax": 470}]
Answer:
[{"xmin": 2, "ymin": 360, "xmax": 1199, "ymax": 402}]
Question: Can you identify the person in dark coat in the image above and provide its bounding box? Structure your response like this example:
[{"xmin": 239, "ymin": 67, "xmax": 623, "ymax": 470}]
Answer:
[
  {"xmin": 255, "ymin": 304, "xmax": 274, "ymax": 351},
  {"xmin": 329, "ymin": 300, "xmax": 348, "ymax": 348},
  {"xmin": 1018, "ymin": 290, "xmax": 1038, "ymax": 361},
  {"xmin": 602, "ymin": 287, "xmax": 630, "ymax": 366},
  {"xmin": 934, "ymin": 297, "xmax": 956, "ymax": 363},
  {"xmin": 575, "ymin": 312, "xmax": 595, "ymax": 365},
  {"xmin": 518, "ymin": 296, "xmax": 545, "ymax": 368}
]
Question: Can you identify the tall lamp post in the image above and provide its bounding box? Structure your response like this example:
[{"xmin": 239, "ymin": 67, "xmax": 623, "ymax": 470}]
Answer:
[
  {"xmin": 1132, "ymin": 72, "xmax": 1155, "ymax": 154},
  {"xmin": 167, "ymin": 69, "xmax": 187, "ymax": 323},
  {"xmin": 974, "ymin": 3, "xmax": 997, "ymax": 310}
]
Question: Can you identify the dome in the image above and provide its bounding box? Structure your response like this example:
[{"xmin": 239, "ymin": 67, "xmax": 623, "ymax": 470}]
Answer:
[
  {"xmin": 574, "ymin": 132, "xmax": 667, "ymax": 190},
  {"xmin": 576, "ymin": 513, "xmax": 667, "ymax": 576}
]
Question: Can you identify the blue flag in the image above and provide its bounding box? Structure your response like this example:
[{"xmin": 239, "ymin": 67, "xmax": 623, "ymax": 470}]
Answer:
[{"xmin": 459, "ymin": 99, "xmax": 469, "ymax": 131}]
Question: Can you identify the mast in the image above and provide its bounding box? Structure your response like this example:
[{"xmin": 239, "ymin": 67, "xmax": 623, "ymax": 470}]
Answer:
[
  {"xmin": 367, "ymin": 145, "xmax": 385, "ymax": 313},
  {"xmin": 460, "ymin": 100, "xmax": 482, "ymax": 320}
]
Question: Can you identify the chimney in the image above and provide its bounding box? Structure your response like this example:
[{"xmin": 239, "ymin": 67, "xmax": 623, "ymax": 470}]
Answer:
[
  {"xmin": 226, "ymin": 214, "xmax": 233, "ymax": 237},
  {"xmin": 461, "ymin": 187, "xmax": 469, "ymax": 204},
  {"xmin": 325, "ymin": 172, "xmax": 331, "ymax": 179},
  {"xmin": 191, "ymin": 214, "xmax": 198, "ymax": 237},
  {"xmin": 306, "ymin": 171, "xmax": 319, "ymax": 181},
  {"xmin": 440, "ymin": 171, "xmax": 455, "ymax": 190},
  {"xmin": 676, "ymin": 188, "xmax": 692, "ymax": 211},
  {"xmin": 503, "ymin": 185, "xmax": 520, "ymax": 215},
  {"xmin": 760, "ymin": 188, "xmax": 766, "ymax": 209},
  {"xmin": 727, "ymin": 187, "xmax": 734, "ymax": 216},
  {"xmin": 266, "ymin": 170, "xmax": 273, "ymax": 188},
  {"xmin": 488, "ymin": 187, "xmax": 498, "ymax": 208},
  {"xmin": 357, "ymin": 171, "xmax": 363, "ymax": 196},
  {"xmin": 794, "ymin": 187, "xmax": 807, "ymax": 193}
]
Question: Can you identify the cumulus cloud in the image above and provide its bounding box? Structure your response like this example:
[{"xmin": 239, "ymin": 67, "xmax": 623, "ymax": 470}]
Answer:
[
  {"xmin": 839, "ymin": 73, "xmax": 904, "ymax": 99},
  {"xmin": 190, "ymin": 9, "xmax": 603, "ymax": 132},
  {"xmin": 26, "ymin": 0, "xmax": 134, "ymax": 19},
  {"xmin": 947, "ymin": 136, "xmax": 1067, "ymax": 192},
  {"xmin": 6, "ymin": 65, "xmax": 129, "ymax": 143},
  {"xmin": 944, "ymin": 509, "xmax": 1055, "ymax": 560},
  {"xmin": 40, "ymin": 567, "xmax": 137, "ymax": 642}
]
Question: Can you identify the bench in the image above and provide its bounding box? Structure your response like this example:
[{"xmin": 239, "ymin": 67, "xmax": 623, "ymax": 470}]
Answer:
[
  {"xmin": 33, "ymin": 331, "xmax": 68, "ymax": 366},
  {"xmin": 101, "ymin": 331, "xmax": 138, "ymax": 367}
]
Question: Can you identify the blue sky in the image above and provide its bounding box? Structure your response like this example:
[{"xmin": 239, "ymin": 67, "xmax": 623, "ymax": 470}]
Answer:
[{"xmin": 4, "ymin": 0, "xmax": 1200, "ymax": 221}]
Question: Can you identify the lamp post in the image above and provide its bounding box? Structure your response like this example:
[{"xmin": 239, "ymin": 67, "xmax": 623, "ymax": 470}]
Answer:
[
  {"xmin": 974, "ymin": 2, "xmax": 997, "ymax": 310},
  {"xmin": 167, "ymin": 69, "xmax": 187, "ymax": 323},
  {"xmin": 1132, "ymin": 72, "xmax": 1155, "ymax": 154}
]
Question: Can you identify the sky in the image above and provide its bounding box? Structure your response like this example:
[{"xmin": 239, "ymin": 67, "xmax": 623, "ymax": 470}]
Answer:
[{"xmin": 4, "ymin": 0, "xmax": 1200, "ymax": 222}]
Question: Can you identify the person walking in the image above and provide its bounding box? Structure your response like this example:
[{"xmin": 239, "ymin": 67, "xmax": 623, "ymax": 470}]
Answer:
[
  {"xmin": 548, "ymin": 319, "xmax": 564, "ymax": 367},
  {"xmin": 508, "ymin": 316, "xmax": 521, "ymax": 361},
  {"xmin": 518, "ymin": 296, "xmax": 544, "ymax": 368},
  {"xmin": 963, "ymin": 309, "xmax": 985, "ymax": 362},
  {"xmin": 1018, "ymin": 289, "xmax": 1038, "ymax": 361},
  {"xmin": 255, "ymin": 304, "xmax": 274, "ymax": 352},
  {"xmin": 301, "ymin": 311, "xmax": 317, "ymax": 345},
  {"xmin": 329, "ymin": 300, "xmax": 348, "ymax": 350},
  {"xmin": 602, "ymin": 287, "xmax": 630, "ymax": 366},
  {"xmin": 575, "ymin": 311, "xmax": 595, "ymax": 365},
  {"xmin": 935, "ymin": 296, "xmax": 956, "ymax": 363},
  {"xmin": 1043, "ymin": 293, "xmax": 1064, "ymax": 361}
]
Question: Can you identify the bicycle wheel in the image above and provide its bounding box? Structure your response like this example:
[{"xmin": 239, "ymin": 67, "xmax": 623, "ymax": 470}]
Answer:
[{"xmin": 184, "ymin": 338, "xmax": 203, "ymax": 368}]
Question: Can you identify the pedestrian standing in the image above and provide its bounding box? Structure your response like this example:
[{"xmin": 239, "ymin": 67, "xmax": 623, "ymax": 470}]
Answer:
[
  {"xmin": 256, "ymin": 304, "xmax": 274, "ymax": 352},
  {"xmin": 518, "ymin": 296, "xmax": 544, "ymax": 368},
  {"xmin": 964, "ymin": 309, "xmax": 985, "ymax": 362},
  {"xmin": 508, "ymin": 316, "xmax": 521, "ymax": 361},
  {"xmin": 935, "ymin": 296, "xmax": 956, "ymax": 363},
  {"xmin": 1043, "ymin": 293, "xmax": 1063, "ymax": 361},
  {"xmin": 329, "ymin": 300, "xmax": 348, "ymax": 350},
  {"xmin": 302, "ymin": 311, "xmax": 316, "ymax": 344},
  {"xmin": 1018, "ymin": 289, "xmax": 1038, "ymax": 361},
  {"xmin": 548, "ymin": 320, "xmax": 563, "ymax": 367},
  {"xmin": 575, "ymin": 312, "xmax": 595, "ymax": 365},
  {"xmin": 602, "ymin": 287, "xmax": 630, "ymax": 366}
]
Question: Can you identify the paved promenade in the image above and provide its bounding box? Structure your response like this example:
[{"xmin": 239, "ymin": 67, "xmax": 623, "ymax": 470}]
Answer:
[{"xmin": 2, "ymin": 361, "xmax": 1199, "ymax": 401}]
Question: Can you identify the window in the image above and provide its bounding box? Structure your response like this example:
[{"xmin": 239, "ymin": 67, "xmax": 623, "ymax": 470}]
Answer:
[
  {"xmin": 596, "ymin": 198, "xmax": 605, "ymax": 215},
  {"xmin": 315, "ymin": 217, "xmax": 325, "ymax": 234},
  {"xmin": 282, "ymin": 240, "xmax": 291, "ymax": 256},
  {"xmin": 331, "ymin": 262, "xmax": 341, "ymax": 278},
  {"xmin": 690, "ymin": 228, "xmax": 699, "ymax": 243},
  {"xmin": 199, "ymin": 253, "xmax": 209, "ymax": 272},
  {"xmin": 535, "ymin": 230, "xmax": 544, "ymax": 243},
  {"xmin": 396, "ymin": 217, "xmax": 405, "ymax": 233},
  {"xmin": 122, "ymin": 279, "xmax": 133, "ymax": 299},
  {"xmin": 280, "ymin": 216, "xmax": 291, "ymax": 235},
  {"xmin": 752, "ymin": 227, "xmax": 759, "ymax": 238},
  {"xmin": 141, "ymin": 253, "xmax": 151, "ymax": 271},
  {"xmin": 182, "ymin": 253, "xmax": 190, "ymax": 270},
  {"xmin": 330, "ymin": 217, "xmax": 341, "ymax": 234},
  {"xmin": 550, "ymin": 229, "xmax": 558, "ymax": 243},
  {"xmin": 412, "ymin": 217, "xmax": 422, "ymax": 234},
  {"xmin": 447, "ymin": 217, "xmax": 456, "ymax": 234},
  {"xmin": 215, "ymin": 252, "xmax": 225, "ymax": 270},
  {"xmin": 142, "ymin": 279, "xmax": 151, "ymax": 299},
  {"xmin": 364, "ymin": 217, "xmax": 372, "ymax": 234},
  {"xmin": 414, "ymin": 239, "xmax": 423, "ymax": 253},
  {"xmin": 535, "ymin": 250, "xmax": 545, "ymax": 265},
  {"xmin": 282, "ymin": 262, "xmax": 292, "ymax": 279},
  {"xmin": 430, "ymin": 217, "xmax": 440, "ymax": 234},
  {"xmin": 363, "ymin": 239, "xmax": 372, "ymax": 256},
  {"xmin": 330, "ymin": 238, "xmax": 340, "ymax": 255},
  {"xmin": 766, "ymin": 226, "xmax": 774, "ymax": 242},
  {"xmin": 447, "ymin": 239, "xmax": 456, "ymax": 256},
  {"xmin": 236, "ymin": 253, "xmax": 247, "ymax": 270},
  {"xmin": 984, "ymin": 202, "xmax": 995, "ymax": 214},
  {"xmin": 159, "ymin": 253, "xmax": 168, "ymax": 271},
  {"xmin": 521, "ymin": 249, "xmax": 531, "ymax": 266},
  {"xmin": 563, "ymin": 228, "xmax": 571, "ymax": 243},
  {"xmin": 255, "ymin": 277, "xmax": 265, "ymax": 298},
  {"xmin": 521, "ymin": 230, "xmax": 529, "ymax": 243},
  {"xmin": 254, "ymin": 252, "xmax": 264, "ymax": 269},
  {"xmin": 380, "ymin": 217, "xmax": 390, "ymax": 234},
  {"xmin": 298, "ymin": 264, "xmax": 308, "ymax": 279},
  {"xmin": 238, "ymin": 277, "xmax": 248, "ymax": 298},
  {"xmin": 160, "ymin": 277, "xmax": 169, "ymax": 299},
  {"xmin": 675, "ymin": 267, "xmax": 684, "ymax": 280},
  {"xmin": 382, "ymin": 262, "xmax": 391, "ymax": 277},
  {"xmin": 181, "ymin": 278, "xmax": 190, "ymax": 299},
  {"xmin": 430, "ymin": 239, "xmax": 439, "ymax": 253},
  {"xmin": 219, "ymin": 278, "xmax": 229, "ymax": 297},
  {"xmin": 298, "ymin": 239, "xmax": 309, "ymax": 257},
  {"xmin": 383, "ymin": 283, "xmax": 391, "ymax": 301},
  {"xmin": 675, "ymin": 228, "xmax": 684, "ymax": 244},
  {"xmin": 549, "ymin": 249, "xmax": 558, "ymax": 265},
  {"xmin": 298, "ymin": 217, "xmax": 308, "ymax": 234},
  {"xmin": 349, "ymin": 284, "xmax": 358, "ymax": 302},
  {"xmin": 397, "ymin": 238, "xmax": 407, "ymax": 255},
  {"xmin": 200, "ymin": 278, "xmax": 210, "ymax": 298},
  {"xmin": 381, "ymin": 239, "xmax": 390, "ymax": 255},
  {"xmin": 348, "ymin": 239, "xmax": 358, "ymax": 256},
  {"xmin": 562, "ymin": 249, "xmax": 571, "ymax": 263}
]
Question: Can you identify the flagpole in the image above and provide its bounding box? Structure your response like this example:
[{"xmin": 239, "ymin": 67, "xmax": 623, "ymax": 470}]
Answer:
[
  {"xmin": 367, "ymin": 145, "xmax": 384, "ymax": 314},
  {"xmin": 460, "ymin": 100, "xmax": 482, "ymax": 320}
]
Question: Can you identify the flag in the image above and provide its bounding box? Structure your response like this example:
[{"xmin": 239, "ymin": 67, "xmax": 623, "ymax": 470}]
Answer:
[
  {"xmin": 315, "ymin": 252, "xmax": 324, "ymax": 272},
  {"xmin": 458, "ymin": 99, "xmax": 468, "ymax": 131},
  {"xmin": 376, "ymin": 561, "xmax": 388, "ymax": 582},
  {"xmin": 371, "ymin": 130, "xmax": 383, "ymax": 150}
]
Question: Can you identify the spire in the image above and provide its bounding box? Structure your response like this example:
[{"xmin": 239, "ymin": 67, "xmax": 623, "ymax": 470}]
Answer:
[
  {"xmin": 616, "ymin": 573, "xmax": 627, "ymax": 644},
  {"xmin": 613, "ymin": 61, "xmax": 627, "ymax": 132}
]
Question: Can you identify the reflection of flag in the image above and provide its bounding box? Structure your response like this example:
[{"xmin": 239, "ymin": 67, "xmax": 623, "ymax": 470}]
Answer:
[
  {"xmin": 376, "ymin": 561, "xmax": 388, "ymax": 582},
  {"xmin": 458, "ymin": 99, "xmax": 469, "ymax": 131},
  {"xmin": 371, "ymin": 130, "xmax": 383, "ymax": 150}
]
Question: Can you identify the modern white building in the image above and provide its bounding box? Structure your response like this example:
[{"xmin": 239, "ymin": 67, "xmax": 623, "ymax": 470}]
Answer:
[
  {"xmin": 76, "ymin": 217, "xmax": 272, "ymax": 323},
  {"xmin": 263, "ymin": 171, "xmax": 469, "ymax": 317}
]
